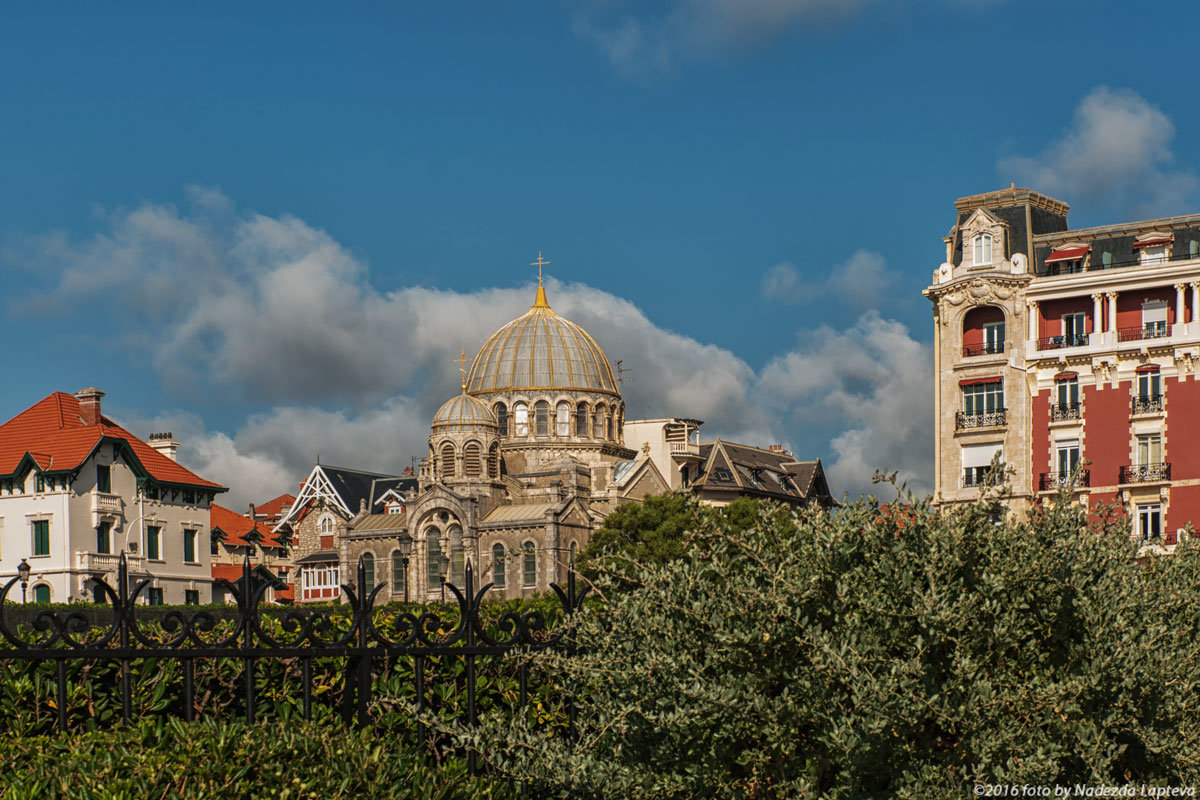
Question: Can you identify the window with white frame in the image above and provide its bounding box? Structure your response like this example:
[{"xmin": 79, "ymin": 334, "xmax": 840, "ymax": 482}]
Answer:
[
  {"xmin": 1137, "ymin": 433, "xmax": 1162, "ymax": 466},
  {"xmin": 1137, "ymin": 369, "xmax": 1161, "ymax": 400},
  {"xmin": 319, "ymin": 516, "xmax": 335, "ymax": 534},
  {"xmin": 962, "ymin": 381, "xmax": 1004, "ymax": 414},
  {"xmin": 1142, "ymin": 301, "xmax": 1168, "ymax": 338},
  {"xmin": 301, "ymin": 564, "xmax": 341, "ymax": 600},
  {"xmin": 1056, "ymin": 377, "xmax": 1079, "ymax": 409},
  {"xmin": 981, "ymin": 321, "xmax": 1005, "ymax": 354},
  {"xmin": 962, "ymin": 442, "xmax": 1002, "ymax": 487},
  {"xmin": 1056, "ymin": 440, "xmax": 1080, "ymax": 476},
  {"xmin": 973, "ymin": 234, "xmax": 993, "ymax": 266},
  {"xmin": 1137, "ymin": 504, "xmax": 1162, "ymax": 542},
  {"xmin": 1139, "ymin": 245, "xmax": 1169, "ymax": 265},
  {"xmin": 1061, "ymin": 312, "xmax": 1087, "ymax": 346}
]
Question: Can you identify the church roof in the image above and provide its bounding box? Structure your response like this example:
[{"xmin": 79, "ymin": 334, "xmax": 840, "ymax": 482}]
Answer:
[
  {"xmin": 432, "ymin": 393, "xmax": 497, "ymax": 431},
  {"xmin": 465, "ymin": 286, "xmax": 619, "ymax": 397}
]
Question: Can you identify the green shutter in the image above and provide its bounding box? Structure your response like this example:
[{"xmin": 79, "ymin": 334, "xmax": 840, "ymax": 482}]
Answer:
[{"xmin": 32, "ymin": 520, "xmax": 50, "ymax": 556}]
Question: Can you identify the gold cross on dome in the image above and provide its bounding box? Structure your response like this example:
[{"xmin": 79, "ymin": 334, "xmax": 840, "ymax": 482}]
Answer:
[
  {"xmin": 454, "ymin": 349, "xmax": 472, "ymax": 392},
  {"xmin": 530, "ymin": 251, "xmax": 551, "ymax": 286}
]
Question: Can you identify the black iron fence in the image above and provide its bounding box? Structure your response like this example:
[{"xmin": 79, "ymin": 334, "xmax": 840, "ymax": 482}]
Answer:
[{"xmin": 0, "ymin": 554, "xmax": 586, "ymax": 770}]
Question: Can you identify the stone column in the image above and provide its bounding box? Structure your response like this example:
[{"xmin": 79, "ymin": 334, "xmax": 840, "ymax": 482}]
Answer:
[
  {"xmin": 1028, "ymin": 300, "xmax": 1039, "ymax": 341},
  {"xmin": 1091, "ymin": 293, "xmax": 1103, "ymax": 342},
  {"xmin": 1175, "ymin": 283, "xmax": 1186, "ymax": 333},
  {"xmin": 1107, "ymin": 291, "xmax": 1119, "ymax": 337},
  {"xmin": 1191, "ymin": 282, "xmax": 1199, "ymax": 327}
]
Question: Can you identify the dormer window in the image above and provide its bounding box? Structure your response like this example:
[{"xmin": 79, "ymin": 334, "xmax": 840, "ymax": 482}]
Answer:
[
  {"xmin": 1045, "ymin": 245, "xmax": 1089, "ymax": 276},
  {"xmin": 973, "ymin": 234, "xmax": 993, "ymax": 266},
  {"xmin": 1134, "ymin": 233, "xmax": 1173, "ymax": 266}
]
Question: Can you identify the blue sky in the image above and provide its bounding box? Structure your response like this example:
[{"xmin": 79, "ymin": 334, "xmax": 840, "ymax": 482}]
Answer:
[{"xmin": 2, "ymin": 1, "xmax": 1197, "ymax": 504}]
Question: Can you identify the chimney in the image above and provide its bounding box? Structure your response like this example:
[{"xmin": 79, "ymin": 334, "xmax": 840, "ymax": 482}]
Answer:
[
  {"xmin": 148, "ymin": 432, "xmax": 180, "ymax": 461},
  {"xmin": 75, "ymin": 388, "xmax": 105, "ymax": 426}
]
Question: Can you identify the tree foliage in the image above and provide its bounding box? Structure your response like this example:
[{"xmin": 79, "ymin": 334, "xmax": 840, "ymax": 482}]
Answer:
[{"xmin": 474, "ymin": 492, "xmax": 1200, "ymax": 798}]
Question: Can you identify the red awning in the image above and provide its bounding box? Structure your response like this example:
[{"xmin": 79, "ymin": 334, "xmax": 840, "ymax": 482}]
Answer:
[
  {"xmin": 959, "ymin": 377, "xmax": 1003, "ymax": 386},
  {"xmin": 1133, "ymin": 237, "xmax": 1172, "ymax": 249},
  {"xmin": 1045, "ymin": 246, "xmax": 1089, "ymax": 264},
  {"xmin": 1135, "ymin": 364, "xmax": 1161, "ymax": 373},
  {"xmin": 1054, "ymin": 372, "xmax": 1078, "ymax": 381}
]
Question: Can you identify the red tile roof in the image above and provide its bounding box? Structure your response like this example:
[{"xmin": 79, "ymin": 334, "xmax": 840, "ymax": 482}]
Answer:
[
  {"xmin": 0, "ymin": 392, "xmax": 223, "ymax": 489},
  {"xmin": 211, "ymin": 503, "xmax": 285, "ymax": 548},
  {"xmin": 255, "ymin": 493, "xmax": 295, "ymax": 517}
]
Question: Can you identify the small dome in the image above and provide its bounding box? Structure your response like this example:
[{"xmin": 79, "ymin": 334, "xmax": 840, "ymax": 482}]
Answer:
[
  {"xmin": 432, "ymin": 393, "xmax": 498, "ymax": 431},
  {"xmin": 466, "ymin": 286, "xmax": 619, "ymax": 396}
]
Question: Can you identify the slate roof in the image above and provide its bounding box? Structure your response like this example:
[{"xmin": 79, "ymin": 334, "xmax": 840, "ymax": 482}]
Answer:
[
  {"xmin": 351, "ymin": 513, "xmax": 409, "ymax": 532},
  {"xmin": 0, "ymin": 391, "xmax": 223, "ymax": 489},
  {"xmin": 690, "ymin": 440, "xmax": 834, "ymax": 506}
]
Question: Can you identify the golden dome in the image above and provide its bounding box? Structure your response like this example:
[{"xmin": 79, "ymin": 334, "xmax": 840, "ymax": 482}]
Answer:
[
  {"xmin": 466, "ymin": 286, "xmax": 619, "ymax": 397},
  {"xmin": 432, "ymin": 392, "xmax": 498, "ymax": 431}
]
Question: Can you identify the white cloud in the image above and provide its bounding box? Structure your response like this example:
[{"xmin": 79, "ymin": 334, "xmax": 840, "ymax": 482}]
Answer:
[
  {"xmin": 998, "ymin": 87, "xmax": 1198, "ymax": 218},
  {"xmin": 573, "ymin": 0, "xmax": 871, "ymax": 76},
  {"xmin": 25, "ymin": 190, "xmax": 932, "ymax": 505},
  {"xmin": 761, "ymin": 250, "xmax": 895, "ymax": 310},
  {"xmin": 758, "ymin": 311, "xmax": 933, "ymax": 497}
]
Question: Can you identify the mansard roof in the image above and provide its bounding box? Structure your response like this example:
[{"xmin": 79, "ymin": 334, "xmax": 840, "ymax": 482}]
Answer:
[{"xmin": 0, "ymin": 391, "xmax": 223, "ymax": 489}]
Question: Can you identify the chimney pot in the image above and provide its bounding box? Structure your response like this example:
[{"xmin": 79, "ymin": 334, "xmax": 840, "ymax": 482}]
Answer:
[{"xmin": 74, "ymin": 388, "xmax": 105, "ymax": 426}]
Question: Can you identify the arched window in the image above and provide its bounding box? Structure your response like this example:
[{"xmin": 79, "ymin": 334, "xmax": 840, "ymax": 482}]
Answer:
[
  {"xmin": 488, "ymin": 442, "xmax": 501, "ymax": 478},
  {"xmin": 441, "ymin": 443, "xmax": 456, "ymax": 478},
  {"xmin": 33, "ymin": 584, "xmax": 50, "ymax": 604},
  {"xmin": 523, "ymin": 542, "xmax": 536, "ymax": 588},
  {"xmin": 973, "ymin": 234, "xmax": 993, "ymax": 265},
  {"xmin": 494, "ymin": 403, "xmax": 508, "ymax": 436},
  {"xmin": 492, "ymin": 543, "xmax": 506, "ymax": 590},
  {"xmin": 534, "ymin": 401, "xmax": 550, "ymax": 436},
  {"xmin": 513, "ymin": 403, "xmax": 529, "ymax": 436},
  {"xmin": 556, "ymin": 402, "xmax": 570, "ymax": 436},
  {"xmin": 361, "ymin": 552, "xmax": 375, "ymax": 592},
  {"xmin": 961, "ymin": 306, "xmax": 1005, "ymax": 356},
  {"xmin": 391, "ymin": 549, "xmax": 406, "ymax": 595},
  {"xmin": 427, "ymin": 532, "xmax": 443, "ymax": 591},
  {"xmin": 575, "ymin": 402, "xmax": 588, "ymax": 437},
  {"xmin": 449, "ymin": 525, "xmax": 464, "ymax": 586},
  {"xmin": 463, "ymin": 442, "xmax": 482, "ymax": 477},
  {"xmin": 594, "ymin": 404, "xmax": 607, "ymax": 441},
  {"xmin": 319, "ymin": 516, "xmax": 334, "ymax": 534}
]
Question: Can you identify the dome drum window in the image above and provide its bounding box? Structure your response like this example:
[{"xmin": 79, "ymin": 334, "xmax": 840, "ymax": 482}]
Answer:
[
  {"xmin": 463, "ymin": 442, "xmax": 482, "ymax": 477},
  {"xmin": 514, "ymin": 403, "xmax": 529, "ymax": 436},
  {"xmin": 556, "ymin": 402, "xmax": 570, "ymax": 437},
  {"xmin": 534, "ymin": 401, "xmax": 550, "ymax": 436},
  {"xmin": 440, "ymin": 443, "xmax": 456, "ymax": 478}
]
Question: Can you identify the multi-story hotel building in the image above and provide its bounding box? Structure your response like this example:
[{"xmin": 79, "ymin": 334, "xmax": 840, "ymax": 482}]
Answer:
[{"xmin": 925, "ymin": 187, "xmax": 1200, "ymax": 547}]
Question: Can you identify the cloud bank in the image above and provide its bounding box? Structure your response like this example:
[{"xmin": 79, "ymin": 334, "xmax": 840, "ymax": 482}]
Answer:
[
  {"xmin": 999, "ymin": 87, "xmax": 1198, "ymax": 219},
  {"xmin": 16, "ymin": 189, "xmax": 932, "ymax": 506},
  {"xmin": 761, "ymin": 250, "xmax": 895, "ymax": 309}
]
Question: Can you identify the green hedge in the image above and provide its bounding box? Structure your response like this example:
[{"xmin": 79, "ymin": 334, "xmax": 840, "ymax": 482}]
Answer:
[{"xmin": 0, "ymin": 719, "xmax": 517, "ymax": 800}]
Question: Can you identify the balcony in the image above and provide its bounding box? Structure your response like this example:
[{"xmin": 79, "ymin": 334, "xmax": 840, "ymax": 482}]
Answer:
[
  {"xmin": 77, "ymin": 551, "xmax": 145, "ymax": 573},
  {"xmin": 1118, "ymin": 325, "xmax": 1169, "ymax": 344},
  {"xmin": 962, "ymin": 342, "xmax": 1004, "ymax": 358},
  {"xmin": 962, "ymin": 467, "xmax": 1005, "ymax": 489},
  {"xmin": 1039, "ymin": 470, "xmax": 1090, "ymax": 491},
  {"xmin": 1036, "ymin": 333, "xmax": 1089, "ymax": 351},
  {"xmin": 668, "ymin": 441, "xmax": 701, "ymax": 457},
  {"xmin": 1050, "ymin": 403, "xmax": 1081, "ymax": 422},
  {"xmin": 1132, "ymin": 395, "xmax": 1163, "ymax": 415},
  {"xmin": 1035, "ymin": 248, "xmax": 1199, "ymax": 278},
  {"xmin": 91, "ymin": 492, "xmax": 123, "ymax": 515},
  {"xmin": 1119, "ymin": 463, "xmax": 1171, "ymax": 484},
  {"xmin": 955, "ymin": 409, "xmax": 1007, "ymax": 430}
]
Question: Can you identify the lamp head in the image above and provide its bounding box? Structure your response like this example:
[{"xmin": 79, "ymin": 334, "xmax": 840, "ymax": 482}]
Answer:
[{"xmin": 17, "ymin": 559, "xmax": 30, "ymax": 584}]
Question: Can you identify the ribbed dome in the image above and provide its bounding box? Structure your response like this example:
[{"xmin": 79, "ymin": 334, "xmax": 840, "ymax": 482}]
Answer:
[
  {"xmin": 432, "ymin": 393, "xmax": 498, "ymax": 431},
  {"xmin": 466, "ymin": 286, "xmax": 619, "ymax": 396}
]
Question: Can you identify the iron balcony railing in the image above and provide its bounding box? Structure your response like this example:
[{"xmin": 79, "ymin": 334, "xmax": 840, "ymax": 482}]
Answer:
[
  {"xmin": 1118, "ymin": 325, "xmax": 1169, "ymax": 343},
  {"xmin": 1132, "ymin": 395, "xmax": 1164, "ymax": 415},
  {"xmin": 962, "ymin": 468, "xmax": 1005, "ymax": 488},
  {"xmin": 1035, "ymin": 248, "xmax": 1197, "ymax": 277},
  {"xmin": 1037, "ymin": 334, "xmax": 1089, "ymax": 351},
  {"xmin": 1039, "ymin": 470, "xmax": 1090, "ymax": 491},
  {"xmin": 1050, "ymin": 403, "xmax": 1081, "ymax": 422},
  {"xmin": 962, "ymin": 342, "xmax": 1004, "ymax": 357},
  {"xmin": 1119, "ymin": 462, "xmax": 1171, "ymax": 484},
  {"xmin": 955, "ymin": 409, "xmax": 1007, "ymax": 430}
]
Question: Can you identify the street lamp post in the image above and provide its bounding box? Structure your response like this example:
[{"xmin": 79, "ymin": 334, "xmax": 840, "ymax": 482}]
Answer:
[
  {"xmin": 397, "ymin": 534, "xmax": 413, "ymax": 604},
  {"xmin": 17, "ymin": 559, "xmax": 30, "ymax": 605}
]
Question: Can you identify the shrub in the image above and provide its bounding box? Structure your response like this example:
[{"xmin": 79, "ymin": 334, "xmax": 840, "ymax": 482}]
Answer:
[
  {"xmin": 473, "ymin": 492, "xmax": 1200, "ymax": 798},
  {"xmin": 0, "ymin": 719, "xmax": 517, "ymax": 799}
]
